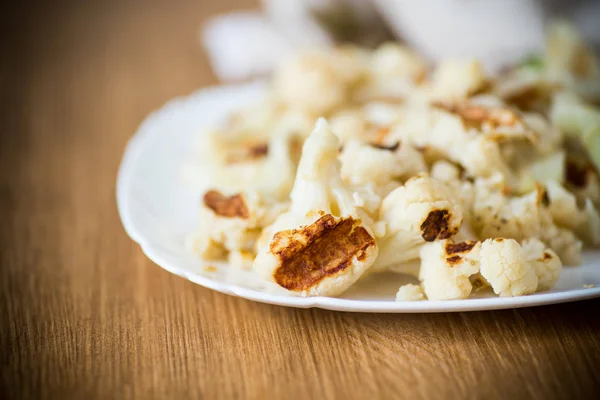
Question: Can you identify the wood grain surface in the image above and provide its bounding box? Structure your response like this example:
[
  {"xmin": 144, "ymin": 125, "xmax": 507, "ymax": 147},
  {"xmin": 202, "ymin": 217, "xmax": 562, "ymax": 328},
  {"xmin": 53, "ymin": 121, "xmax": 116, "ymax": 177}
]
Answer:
[{"xmin": 1, "ymin": 1, "xmax": 599, "ymax": 399}]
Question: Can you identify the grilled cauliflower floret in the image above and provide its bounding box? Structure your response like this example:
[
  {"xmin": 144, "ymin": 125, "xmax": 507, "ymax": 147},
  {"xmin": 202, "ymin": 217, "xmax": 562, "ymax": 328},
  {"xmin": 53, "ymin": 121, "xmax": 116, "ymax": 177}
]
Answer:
[
  {"xmin": 479, "ymin": 238, "xmax": 539, "ymax": 297},
  {"xmin": 373, "ymin": 176, "xmax": 463, "ymax": 271},
  {"xmin": 195, "ymin": 127, "xmax": 299, "ymax": 201},
  {"xmin": 419, "ymin": 240, "xmax": 481, "ymax": 300},
  {"xmin": 253, "ymin": 119, "xmax": 379, "ymax": 297},
  {"xmin": 340, "ymin": 140, "xmax": 426, "ymax": 186},
  {"xmin": 472, "ymin": 181, "xmax": 583, "ymax": 264},
  {"xmin": 521, "ymin": 238, "xmax": 562, "ymax": 291},
  {"xmin": 419, "ymin": 237, "xmax": 562, "ymax": 299},
  {"xmin": 188, "ymin": 190, "xmax": 284, "ymax": 260},
  {"xmin": 395, "ymin": 283, "xmax": 425, "ymax": 301},
  {"xmin": 391, "ymin": 105, "xmax": 513, "ymax": 181}
]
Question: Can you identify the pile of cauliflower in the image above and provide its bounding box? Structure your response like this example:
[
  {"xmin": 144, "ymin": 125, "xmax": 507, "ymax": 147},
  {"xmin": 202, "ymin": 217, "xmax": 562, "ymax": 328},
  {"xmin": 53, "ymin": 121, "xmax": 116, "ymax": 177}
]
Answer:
[{"xmin": 188, "ymin": 22, "xmax": 600, "ymax": 301}]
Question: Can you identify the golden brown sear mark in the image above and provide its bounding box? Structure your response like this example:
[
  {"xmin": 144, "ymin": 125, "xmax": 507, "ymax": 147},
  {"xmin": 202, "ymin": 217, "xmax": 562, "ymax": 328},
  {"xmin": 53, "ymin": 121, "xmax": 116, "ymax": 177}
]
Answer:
[
  {"xmin": 432, "ymin": 102, "xmax": 521, "ymax": 131},
  {"xmin": 446, "ymin": 255, "xmax": 462, "ymax": 264},
  {"xmin": 420, "ymin": 209, "xmax": 456, "ymax": 242},
  {"xmin": 203, "ymin": 190, "xmax": 249, "ymax": 219},
  {"xmin": 445, "ymin": 241, "xmax": 477, "ymax": 255},
  {"xmin": 271, "ymin": 215, "xmax": 375, "ymax": 292}
]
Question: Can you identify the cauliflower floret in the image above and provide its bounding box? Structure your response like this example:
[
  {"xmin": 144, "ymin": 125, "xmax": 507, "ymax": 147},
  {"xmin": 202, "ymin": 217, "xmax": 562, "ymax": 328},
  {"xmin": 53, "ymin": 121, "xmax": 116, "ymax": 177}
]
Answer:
[
  {"xmin": 372, "ymin": 175, "xmax": 463, "ymax": 271},
  {"xmin": 355, "ymin": 44, "xmax": 427, "ymax": 102},
  {"xmin": 431, "ymin": 161, "xmax": 461, "ymax": 183},
  {"xmin": 395, "ymin": 283, "xmax": 425, "ymax": 301},
  {"xmin": 340, "ymin": 140, "xmax": 427, "ymax": 186},
  {"xmin": 273, "ymin": 50, "xmax": 362, "ymax": 115},
  {"xmin": 430, "ymin": 59, "xmax": 487, "ymax": 101},
  {"xmin": 188, "ymin": 190, "xmax": 284, "ymax": 260},
  {"xmin": 419, "ymin": 240, "xmax": 481, "ymax": 300},
  {"xmin": 418, "ymin": 237, "xmax": 562, "ymax": 299},
  {"xmin": 370, "ymin": 43, "xmax": 428, "ymax": 83},
  {"xmin": 473, "ymin": 182, "xmax": 547, "ymax": 240},
  {"xmin": 545, "ymin": 180, "xmax": 585, "ymax": 230},
  {"xmin": 390, "ymin": 105, "xmax": 513, "ymax": 180},
  {"xmin": 434, "ymin": 101, "xmax": 537, "ymax": 144},
  {"xmin": 472, "ymin": 181, "xmax": 583, "ymax": 264},
  {"xmin": 539, "ymin": 219, "xmax": 583, "ymax": 265},
  {"xmin": 544, "ymin": 180, "xmax": 600, "ymax": 247},
  {"xmin": 195, "ymin": 127, "xmax": 299, "ymax": 201},
  {"xmin": 330, "ymin": 109, "xmax": 367, "ymax": 143},
  {"xmin": 253, "ymin": 119, "xmax": 379, "ymax": 297},
  {"xmin": 479, "ymin": 238, "xmax": 539, "ymax": 297},
  {"xmin": 521, "ymin": 238, "xmax": 562, "ymax": 291}
]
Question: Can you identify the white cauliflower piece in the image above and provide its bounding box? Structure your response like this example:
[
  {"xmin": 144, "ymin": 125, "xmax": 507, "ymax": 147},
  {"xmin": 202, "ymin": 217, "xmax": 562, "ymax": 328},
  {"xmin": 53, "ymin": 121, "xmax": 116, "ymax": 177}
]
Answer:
[
  {"xmin": 545, "ymin": 180, "xmax": 585, "ymax": 230},
  {"xmin": 369, "ymin": 43, "xmax": 428, "ymax": 83},
  {"xmin": 418, "ymin": 237, "xmax": 562, "ymax": 300},
  {"xmin": 419, "ymin": 240, "xmax": 481, "ymax": 300},
  {"xmin": 521, "ymin": 238, "xmax": 562, "ymax": 292},
  {"xmin": 273, "ymin": 50, "xmax": 363, "ymax": 115},
  {"xmin": 395, "ymin": 283, "xmax": 425, "ymax": 301},
  {"xmin": 472, "ymin": 182, "xmax": 546, "ymax": 240},
  {"xmin": 339, "ymin": 140, "xmax": 427, "ymax": 186},
  {"xmin": 390, "ymin": 105, "xmax": 513, "ymax": 180},
  {"xmin": 253, "ymin": 119, "xmax": 379, "ymax": 297},
  {"xmin": 355, "ymin": 43, "xmax": 427, "ymax": 102},
  {"xmin": 472, "ymin": 180, "xmax": 583, "ymax": 264},
  {"xmin": 479, "ymin": 238, "xmax": 539, "ymax": 297},
  {"xmin": 430, "ymin": 161, "xmax": 461, "ymax": 183},
  {"xmin": 373, "ymin": 175, "xmax": 463, "ymax": 272},
  {"xmin": 539, "ymin": 219, "xmax": 583, "ymax": 266},
  {"xmin": 195, "ymin": 128, "xmax": 299, "ymax": 201},
  {"xmin": 188, "ymin": 190, "xmax": 280, "ymax": 259},
  {"xmin": 330, "ymin": 109, "xmax": 366, "ymax": 143},
  {"xmin": 430, "ymin": 59, "xmax": 487, "ymax": 101}
]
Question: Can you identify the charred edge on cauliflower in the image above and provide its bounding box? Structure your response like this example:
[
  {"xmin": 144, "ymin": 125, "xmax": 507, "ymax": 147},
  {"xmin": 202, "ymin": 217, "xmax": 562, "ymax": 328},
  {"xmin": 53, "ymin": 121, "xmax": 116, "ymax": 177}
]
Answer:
[
  {"xmin": 445, "ymin": 241, "xmax": 477, "ymax": 254},
  {"xmin": 370, "ymin": 141, "xmax": 400, "ymax": 152},
  {"xmin": 446, "ymin": 255, "xmax": 462, "ymax": 264},
  {"xmin": 420, "ymin": 209, "xmax": 456, "ymax": 242},
  {"xmin": 432, "ymin": 102, "xmax": 522, "ymax": 131},
  {"xmin": 203, "ymin": 190, "xmax": 249, "ymax": 219},
  {"xmin": 535, "ymin": 182, "xmax": 551, "ymax": 207},
  {"xmin": 248, "ymin": 143, "xmax": 269, "ymax": 157},
  {"xmin": 270, "ymin": 214, "xmax": 375, "ymax": 291}
]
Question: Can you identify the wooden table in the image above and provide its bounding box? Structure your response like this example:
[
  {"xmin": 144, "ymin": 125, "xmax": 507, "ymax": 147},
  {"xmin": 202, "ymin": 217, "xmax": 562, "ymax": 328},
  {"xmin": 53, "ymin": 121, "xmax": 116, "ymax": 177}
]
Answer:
[{"xmin": 1, "ymin": 1, "xmax": 599, "ymax": 399}]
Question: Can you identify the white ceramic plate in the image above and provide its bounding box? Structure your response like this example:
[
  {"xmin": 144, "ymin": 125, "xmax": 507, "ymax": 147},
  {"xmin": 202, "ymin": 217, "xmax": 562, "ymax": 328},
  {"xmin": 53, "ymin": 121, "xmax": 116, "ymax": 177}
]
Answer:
[{"xmin": 117, "ymin": 81, "xmax": 600, "ymax": 312}]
